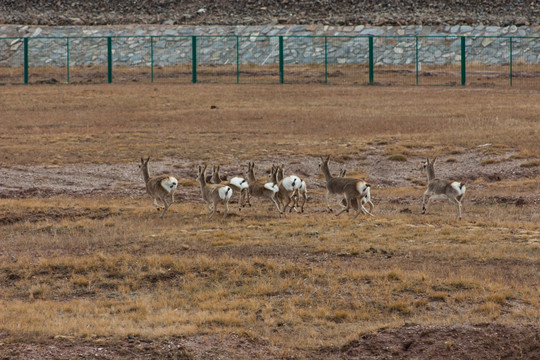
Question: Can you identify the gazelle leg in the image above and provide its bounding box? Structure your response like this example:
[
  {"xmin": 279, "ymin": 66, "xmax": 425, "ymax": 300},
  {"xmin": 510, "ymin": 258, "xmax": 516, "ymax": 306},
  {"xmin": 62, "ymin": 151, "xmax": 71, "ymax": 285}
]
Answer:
[
  {"xmin": 271, "ymin": 193, "xmax": 283, "ymax": 216},
  {"xmin": 160, "ymin": 202, "xmax": 169, "ymax": 218},
  {"xmin": 335, "ymin": 196, "xmax": 350, "ymax": 217},
  {"xmin": 422, "ymin": 191, "xmax": 431, "ymax": 214},
  {"xmin": 365, "ymin": 200, "xmax": 375, "ymax": 216},
  {"xmin": 238, "ymin": 191, "xmax": 243, "ymax": 210},
  {"xmin": 245, "ymin": 189, "xmax": 251, "ymax": 207},
  {"xmin": 423, "ymin": 197, "xmax": 434, "ymax": 214},
  {"xmin": 208, "ymin": 202, "xmax": 217, "ymax": 219},
  {"xmin": 290, "ymin": 191, "xmax": 298, "ymax": 213},
  {"xmin": 352, "ymin": 207, "xmax": 363, "ymax": 219},
  {"xmin": 153, "ymin": 198, "xmax": 164, "ymax": 209},
  {"xmin": 223, "ymin": 201, "xmax": 229, "ymax": 218},
  {"xmin": 326, "ymin": 191, "xmax": 333, "ymax": 212},
  {"xmin": 282, "ymin": 196, "xmax": 292, "ymax": 215},
  {"xmin": 449, "ymin": 197, "xmax": 462, "ymax": 220},
  {"xmin": 353, "ymin": 197, "xmax": 365, "ymax": 219}
]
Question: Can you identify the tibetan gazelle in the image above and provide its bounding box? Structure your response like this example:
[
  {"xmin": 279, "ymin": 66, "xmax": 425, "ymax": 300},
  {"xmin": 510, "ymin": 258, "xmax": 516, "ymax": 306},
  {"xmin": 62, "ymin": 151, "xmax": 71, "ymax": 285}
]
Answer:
[
  {"xmin": 197, "ymin": 165, "xmax": 233, "ymax": 219},
  {"xmin": 421, "ymin": 157, "xmax": 466, "ymax": 220},
  {"xmin": 318, "ymin": 156, "xmax": 371, "ymax": 219},
  {"xmin": 139, "ymin": 157, "xmax": 178, "ymax": 218}
]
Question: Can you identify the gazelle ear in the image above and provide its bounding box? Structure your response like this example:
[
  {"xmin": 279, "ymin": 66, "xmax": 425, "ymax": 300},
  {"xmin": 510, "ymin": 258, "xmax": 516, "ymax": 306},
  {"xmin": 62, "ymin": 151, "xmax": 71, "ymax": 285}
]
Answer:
[
  {"xmin": 326, "ymin": 155, "xmax": 330, "ymax": 161},
  {"xmin": 432, "ymin": 157, "xmax": 437, "ymax": 165}
]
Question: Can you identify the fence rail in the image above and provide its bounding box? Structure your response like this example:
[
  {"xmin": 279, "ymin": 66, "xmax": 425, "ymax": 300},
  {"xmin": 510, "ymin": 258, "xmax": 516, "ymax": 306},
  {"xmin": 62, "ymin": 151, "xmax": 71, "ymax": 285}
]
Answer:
[{"xmin": 1, "ymin": 34, "xmax": 539, "ymax": 87}]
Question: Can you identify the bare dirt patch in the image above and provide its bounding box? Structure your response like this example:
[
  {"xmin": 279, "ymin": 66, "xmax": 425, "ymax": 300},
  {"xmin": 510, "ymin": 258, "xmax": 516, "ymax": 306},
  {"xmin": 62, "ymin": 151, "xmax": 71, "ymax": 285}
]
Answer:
[
  {"xmin": 1, "ymin": 144, "xmax": 538, "ymax": 206},
  {"xmin": 1, "ymin": 324, "xmax": 538, "ymax": 359},
  {"xmin": 323, "ymin": 323, "xmax": 540, "ymax": 360}
]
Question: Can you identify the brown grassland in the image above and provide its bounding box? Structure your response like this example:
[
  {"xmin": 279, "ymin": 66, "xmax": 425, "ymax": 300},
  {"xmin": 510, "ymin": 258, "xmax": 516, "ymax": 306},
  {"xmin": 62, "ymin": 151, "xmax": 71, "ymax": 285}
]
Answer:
[{"xmin": 0, "ymin": 83, "xmax": 539, "ymax": 359}]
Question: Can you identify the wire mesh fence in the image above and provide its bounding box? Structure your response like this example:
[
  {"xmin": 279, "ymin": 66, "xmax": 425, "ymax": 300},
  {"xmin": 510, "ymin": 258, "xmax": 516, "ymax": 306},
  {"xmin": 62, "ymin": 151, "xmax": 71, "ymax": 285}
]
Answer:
[{"xmin": 0, "ymin": 34, "xmax": 538, "ymax": 87}]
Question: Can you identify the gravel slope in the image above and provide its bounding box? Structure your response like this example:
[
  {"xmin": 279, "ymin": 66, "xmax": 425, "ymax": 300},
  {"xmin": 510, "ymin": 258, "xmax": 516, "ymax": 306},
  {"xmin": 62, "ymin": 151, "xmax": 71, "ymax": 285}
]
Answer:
[{"xmin": 0, "ymin": 0, "xmax": 538, "ymax": 26}]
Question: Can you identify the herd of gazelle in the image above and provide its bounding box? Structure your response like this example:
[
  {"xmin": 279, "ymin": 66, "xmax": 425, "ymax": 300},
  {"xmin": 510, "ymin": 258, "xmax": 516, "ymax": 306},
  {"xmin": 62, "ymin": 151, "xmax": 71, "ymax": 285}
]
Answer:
[{"xmin": 139, "ymin": 155, "xmax": 466, "ymax": 220}]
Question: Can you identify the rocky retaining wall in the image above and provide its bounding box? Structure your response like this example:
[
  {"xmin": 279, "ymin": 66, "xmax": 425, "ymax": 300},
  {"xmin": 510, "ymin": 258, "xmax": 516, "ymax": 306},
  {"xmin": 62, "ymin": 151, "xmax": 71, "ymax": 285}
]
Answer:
[{"xmin": 1, "ymin": 25, "xmax": 539, "ymax": 67}]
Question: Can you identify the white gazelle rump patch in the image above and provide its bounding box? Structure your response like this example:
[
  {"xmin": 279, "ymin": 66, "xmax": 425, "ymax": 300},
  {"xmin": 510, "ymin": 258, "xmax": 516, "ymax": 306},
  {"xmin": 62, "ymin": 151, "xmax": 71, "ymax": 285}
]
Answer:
[
  {"xmin": 361, "ymin": 185, "xmax": 371, "ymax": 203},
  {"xmin": 264, "ymin": 182, "xmax": 279, "ymax": 193},
  {"xmin": 451, "ymin": 182, "xmax": 466, "ymax": 196},
  {"xmin": 282, "ymin": 176, "xmax": 301, "ymax": 191},
  {"xmin": 356, "ymin": 182, "xmax": 370, "ymax": 196},
  {"xmin": 218, "ymin": 186, "xmax": 233, "ymax": 200},
  {"xmin": 230, "ymin": 177, "xmax": 249, "ymax": 190},
  {"xmin": 161, "ymin": 176, "xmax": 178, "ymax": 193},
  {"xmin": 298, "ymin": 180, "xmax": 306, "ymax": 192}
]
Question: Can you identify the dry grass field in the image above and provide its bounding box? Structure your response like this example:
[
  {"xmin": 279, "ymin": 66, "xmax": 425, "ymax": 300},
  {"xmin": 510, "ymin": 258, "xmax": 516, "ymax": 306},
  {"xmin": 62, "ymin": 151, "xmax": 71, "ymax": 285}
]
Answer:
[{"xmin": 0, "ymin": 83, "xmax": 539, "ymax": 359}]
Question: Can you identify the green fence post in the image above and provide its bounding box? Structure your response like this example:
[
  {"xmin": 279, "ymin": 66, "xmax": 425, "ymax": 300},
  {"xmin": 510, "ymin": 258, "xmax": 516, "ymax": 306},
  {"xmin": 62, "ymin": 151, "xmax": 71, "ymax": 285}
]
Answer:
[
  {"xmin": 460, "ymin": 36, "xmax": 466, "ymax": 86},
  {"xmin": 150, "ymin": 36, "xmax": 154, "ymax": 83},
  {"xmin": 66, "ymin": 37, "xmax": 70, "ymax": 84},
  {"xmin": 23, "ymin": 37, "xmax": 29, "ymax": 84},
  {"xmin": 368, "ymin": 36, "xmax": 374, "ymax": 84},
  {"xmin": 192, "ymin": 36, "xmax": 197, "ymax": 83},
  {"xmin": 236, "ymin": 35, "xmax": 240, "ymax": 84},
  {"xmin": 415, "ymin": 36, "xmax": 419, "ymax": 86},
  {"xmin": 107, "ymin": 37, "xmax": 113, "ymax": 83},
  {"xmin": 509, "ymin": 37, "xmax": 513, "ymax": 86},
  {"xmin": 324, "ymin": 36, "xmax": 328, "ymax": 84},
  {"xmin": 279, "ymin": 36, "xmax": 284, "ymax": 84}
]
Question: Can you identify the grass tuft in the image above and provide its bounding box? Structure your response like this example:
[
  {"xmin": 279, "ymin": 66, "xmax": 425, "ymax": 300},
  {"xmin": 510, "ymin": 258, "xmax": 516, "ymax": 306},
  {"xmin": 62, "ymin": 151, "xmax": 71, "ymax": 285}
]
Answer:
[
  {"xmin": 520, "ymin": 160, "xmax": 540, "ymax": 168},
  {"xmin": 388, "ymin": 154, "xmax": 408, "ymax": 162}
]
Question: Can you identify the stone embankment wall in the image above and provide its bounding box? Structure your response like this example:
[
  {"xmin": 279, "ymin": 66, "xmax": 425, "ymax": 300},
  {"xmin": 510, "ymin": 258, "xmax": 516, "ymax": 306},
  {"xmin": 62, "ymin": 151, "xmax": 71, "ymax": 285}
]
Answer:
[{"xmin": 1, "ymin": 24, "xmax": 538, "ymax": 67}]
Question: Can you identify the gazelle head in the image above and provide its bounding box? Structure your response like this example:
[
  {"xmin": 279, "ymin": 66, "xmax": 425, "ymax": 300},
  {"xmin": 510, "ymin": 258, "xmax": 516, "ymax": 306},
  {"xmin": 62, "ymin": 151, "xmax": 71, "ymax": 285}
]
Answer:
[
  {"xmin": 318, "ymin": 155, "xmax": 330, "ymax": 174},
  {"xmin": 139, "ymin": 157, "xmax": 152, "ymax": 183},
  {"xmin": 277, "ymin": 164, "xmax": 284, "ymax": 182},
  {"xmin": 210, "ymin": 165, "xmax": 221, "ymax": 183},
  {"xmin": 197, "ymin": 164, "xmax": 208, "ymax": 183},
  {"xmin": 421, "ymin": 157, "xmax": 436, "ymax": 173},
  {"xmin": 245, "ymin": 162, "xmax": 253, "ymax": 177},
  {"xmin": 269, "ymin": 164, "xmax": 276, "ymax": 181},
  {"xmin": 139, "ymin": 157, "xmax": 150, "ymax": 171}
]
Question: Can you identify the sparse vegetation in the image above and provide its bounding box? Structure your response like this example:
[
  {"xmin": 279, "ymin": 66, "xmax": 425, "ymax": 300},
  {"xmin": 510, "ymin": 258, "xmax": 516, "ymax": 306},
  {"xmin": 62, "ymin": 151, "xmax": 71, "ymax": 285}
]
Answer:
[
  {"xmin": 0, "ymin": 84, "xmax": 538, "ymax": 358},
  {"xmin": 521, "ymin": 160, "xmax": 540, "ymax": 168},
  {"xmin": 388, "ymin": 154, "xmax": 408, "ymax": 162},
  {"xmin": 481, "ymin": 158, "xmax": 500, "ymax": 165}
]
